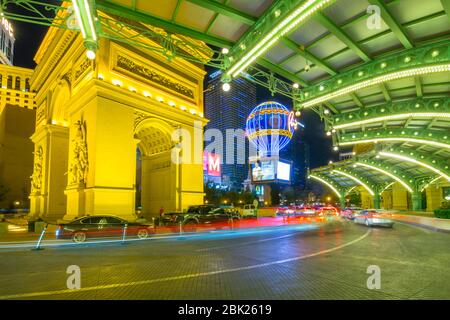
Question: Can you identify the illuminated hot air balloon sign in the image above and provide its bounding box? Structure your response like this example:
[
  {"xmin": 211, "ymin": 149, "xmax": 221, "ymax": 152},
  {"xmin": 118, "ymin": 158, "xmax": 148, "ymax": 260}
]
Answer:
[{"xmin": 245, "ymin": 101, "xmax": 297, "ymax": 156}]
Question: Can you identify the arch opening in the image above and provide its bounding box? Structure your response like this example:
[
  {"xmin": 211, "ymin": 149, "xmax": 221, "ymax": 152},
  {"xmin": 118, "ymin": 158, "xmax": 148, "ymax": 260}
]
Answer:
[{"xmin": 134, "ymin": 119, "xmax": 177, "ymax": 219}]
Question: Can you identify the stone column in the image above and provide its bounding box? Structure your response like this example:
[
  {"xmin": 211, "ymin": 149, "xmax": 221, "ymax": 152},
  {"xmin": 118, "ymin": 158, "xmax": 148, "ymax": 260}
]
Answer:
[
  {"xmin": 381, "ymin": 190, "xmax": 393, "ymax": 209},
  {"xmin": 392, "ymin": 182, "xmax": 409, "ymax": 210},
  {"xmin": 411, "ymin": 192, "xmax": 423, "ymax": 211},
  {"xmin": 29, "ymin": 124, "xmax": 69, "ymax": 222},
  {"xmin": 426, "ymin": 185, "xmax": 442, "ymax": 212},
  {"xmin": 360, "ymin": 190, "xmax": 372, "ymax": 208},
  {"xmin": 339, "ymin": 195, "xmax": 346, "ymax": 209},
  {"xmin": 373, "ymin": 193, "xmax": 381, "ymax": 209}
]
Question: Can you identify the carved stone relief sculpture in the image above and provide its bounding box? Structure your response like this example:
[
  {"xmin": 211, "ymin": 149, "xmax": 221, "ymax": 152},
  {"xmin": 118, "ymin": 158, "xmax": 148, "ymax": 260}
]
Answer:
[
  {"xmin": 68, "ymin": 120, "xmax": 89, "ymax": 186},
  {"xmin": 30, "ymin": 146, "xmax": 44, "ymax": 193}
]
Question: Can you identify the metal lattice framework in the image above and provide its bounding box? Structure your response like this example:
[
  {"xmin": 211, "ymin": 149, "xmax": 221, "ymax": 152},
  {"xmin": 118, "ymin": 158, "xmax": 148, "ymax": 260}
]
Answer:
[{"xmin": 309, "ymin": 141, "xmax": 449, "ymax": 209}]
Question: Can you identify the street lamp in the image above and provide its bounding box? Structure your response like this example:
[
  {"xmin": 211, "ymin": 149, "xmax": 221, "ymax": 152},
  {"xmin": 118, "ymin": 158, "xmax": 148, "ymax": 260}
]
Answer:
[
  {"xmin": 222, "ymin": 83, "xmax": 231, "ymax": 92},
  {"xmin": 86, "ymin": 49, "xmax": 96, "ymax": 60}
]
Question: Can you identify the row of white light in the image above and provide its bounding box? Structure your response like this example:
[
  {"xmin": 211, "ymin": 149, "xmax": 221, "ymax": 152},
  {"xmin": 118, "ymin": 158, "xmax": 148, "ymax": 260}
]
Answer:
[
  {"xmin": 332, "ymin": 169, "xmax": 375, "ymax": 196},
  {"xmin": 333, "ymin": 113, "xmax": 450, "ymax": 130},
  {"xmin": 378, "ymin": 152, "xmax": 450, "ymax": 182},
  {"xmin": 227, "ymin": 0, "xmax": 334, "ymax": 78},
  {"xmin": 381, "ymin": 182, "xmax": 395, "ymax": 193},
  {"xmin": 302, "ymin": 64, "xmax": 450, "ymax": 108},
  {"xmin": 339, "ymin": 137, "xmax": 450, "ymax": 151},
  {"xmin": 354, "ymin": 162, "xmax": 413, "ymax": 193},
  {"xmin": 308, "ymin": 174, "xmax": 341, "ymax": 198},
  {"xmin": 108, "ymin": 77, "xmax": 202, "ymax": 117},
  {"xmin": 421, "ymin": 176, "xmax": 443, "ymax": 192},
  {"xmin": 345, "ymin": 185, "xmax": 357, "ymax": 195}
]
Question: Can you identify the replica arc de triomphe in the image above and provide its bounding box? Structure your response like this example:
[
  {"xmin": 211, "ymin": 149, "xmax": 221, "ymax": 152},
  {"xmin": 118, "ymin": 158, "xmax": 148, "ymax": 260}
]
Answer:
[{"xmin": 28, "ymin": 19, "xmax": 207, "ymax": 222}]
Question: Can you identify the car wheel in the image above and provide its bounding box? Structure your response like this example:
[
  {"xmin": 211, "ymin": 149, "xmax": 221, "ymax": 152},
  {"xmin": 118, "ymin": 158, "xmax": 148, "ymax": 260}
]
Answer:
[
  {"xmin": 137, "ymin": 229, "xmax": 149, "ymax": 239},
  {"xmin": 72, "ymin": 232, "xmax": 86, "ymax": 243}
]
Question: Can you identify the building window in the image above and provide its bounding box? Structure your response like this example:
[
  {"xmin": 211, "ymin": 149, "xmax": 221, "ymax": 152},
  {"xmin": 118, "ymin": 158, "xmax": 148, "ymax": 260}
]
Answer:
[
  {"xmin": 15, "ymin": 77, "xmax": 20, "ymax": 90},
  {"xmin": 6, "ymin": 39, "xmax": 12, "ymax": 59},
  {"xmin": 25, "ymin": 78, "xmax": 30, "ymax": 92},
  {"xmin": 7, "ymin": 76, "xmax": 12, "ymax": 89}
]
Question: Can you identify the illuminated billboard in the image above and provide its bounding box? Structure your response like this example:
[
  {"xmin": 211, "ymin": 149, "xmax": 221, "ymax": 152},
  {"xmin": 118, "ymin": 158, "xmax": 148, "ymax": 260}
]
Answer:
[
  {"xmin": 277, "ymin": 161, "xmax": 291, "ymax": 181},
  {"xmin": 251, "ymin": 159, "xmax": 291, "ymax": 183},
  {"xmin": 251, "ymin": 160, "xmax": 275, "ymax": 182},
  {"xmin": 203, "ymin": 152, "xmax": 221, "ymax": 177}
]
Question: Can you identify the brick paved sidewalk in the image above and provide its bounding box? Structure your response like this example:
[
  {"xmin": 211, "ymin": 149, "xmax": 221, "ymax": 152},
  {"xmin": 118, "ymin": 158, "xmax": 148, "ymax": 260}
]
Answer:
[{"xmin": 389, "ymin": 213, "xmax": 450, "ymax": 232}]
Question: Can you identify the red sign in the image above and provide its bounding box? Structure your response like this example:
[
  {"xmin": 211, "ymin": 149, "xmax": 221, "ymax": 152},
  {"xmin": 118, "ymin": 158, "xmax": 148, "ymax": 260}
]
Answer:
[{"xmin": 204, "ymin": 152, "xmax": 221, "ymax": 177}]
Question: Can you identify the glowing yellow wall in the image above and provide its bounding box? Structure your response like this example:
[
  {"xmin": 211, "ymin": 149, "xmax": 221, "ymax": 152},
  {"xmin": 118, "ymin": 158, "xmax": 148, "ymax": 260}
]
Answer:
[
  {"xmin": 392, "ymin": 182, "xmax": 409, "ymax": 210},
  {"xmin": 29, "ymin": 22, "xmax": 208, "ymax": 222}
]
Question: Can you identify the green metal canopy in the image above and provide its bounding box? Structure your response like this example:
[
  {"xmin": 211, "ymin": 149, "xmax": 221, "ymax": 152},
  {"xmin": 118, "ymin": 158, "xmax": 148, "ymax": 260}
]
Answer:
[{"xmin": 1, "ymin": 0, "xmax": 449, "ymax": 200}]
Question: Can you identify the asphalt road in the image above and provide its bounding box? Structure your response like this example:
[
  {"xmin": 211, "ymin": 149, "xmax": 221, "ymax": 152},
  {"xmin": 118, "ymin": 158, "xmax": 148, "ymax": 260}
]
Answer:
[{"xmin": 0, "ymin": 218, "xmax": 449, "ymax": 299}]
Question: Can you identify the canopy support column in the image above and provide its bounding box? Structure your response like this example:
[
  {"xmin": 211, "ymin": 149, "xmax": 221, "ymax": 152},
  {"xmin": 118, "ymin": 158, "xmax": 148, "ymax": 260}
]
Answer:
[{"xmin": 412, "ymin": 192, "xmax": 423, "ymax": 211}]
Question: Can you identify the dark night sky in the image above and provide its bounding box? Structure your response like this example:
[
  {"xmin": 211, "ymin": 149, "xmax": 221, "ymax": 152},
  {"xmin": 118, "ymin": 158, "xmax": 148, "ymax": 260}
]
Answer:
[
  {"xmin": 12, "ymin": 17, "xmax": 337, "ymax": 169},
  {"xmin": 7, "ymin": 2, "xmax": 55, "ymax": 69}
]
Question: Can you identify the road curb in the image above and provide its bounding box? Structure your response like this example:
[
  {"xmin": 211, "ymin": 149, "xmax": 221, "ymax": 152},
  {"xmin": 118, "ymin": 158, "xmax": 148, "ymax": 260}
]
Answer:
[{"xmin": 392, "ymin": 219, "xmax": 450, "ymax": 233}]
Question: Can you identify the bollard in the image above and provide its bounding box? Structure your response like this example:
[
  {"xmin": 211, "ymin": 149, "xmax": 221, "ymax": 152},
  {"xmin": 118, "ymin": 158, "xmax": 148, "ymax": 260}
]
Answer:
[
  {"xmin": 32, "ymin": 223, "xmax": 48, "ymax": 251},
  {"xmin": 121, "ymin": 223, "xmax": 128, "ymax": 244},
  {"xmin": 179, "ymin": 221, "xmax": 183, "ymax": 236}
]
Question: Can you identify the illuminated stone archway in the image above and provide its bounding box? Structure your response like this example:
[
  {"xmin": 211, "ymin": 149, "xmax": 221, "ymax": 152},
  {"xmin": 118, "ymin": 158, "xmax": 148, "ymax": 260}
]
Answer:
[{"xmin": 29, "ymin": 22, "xmax": 207, "ymax": 222}]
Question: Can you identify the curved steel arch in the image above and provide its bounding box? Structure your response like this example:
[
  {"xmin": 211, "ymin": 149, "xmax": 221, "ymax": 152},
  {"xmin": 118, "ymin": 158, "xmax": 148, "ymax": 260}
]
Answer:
[
  {"xmin": 339, "ymin": 128, "xmax": 450, "ymax": 150},
  {"xmin": 380, "ymin": 182, "xmax": 395, "ymax": 193},
  {"xmin": 378, "ymin": 150, "xmax": 450, "ymax": 182},
  {"xmin": 354, "ymin": 161, "xmax": 414, "ymax": 193},
  {"xmin": 420, "ymin": 176, "xmax": 445, "ymax": 192},
  {"xmin": 331, "ymin": 97, "xmax": 450, "ymax": 130},
  {"xmin": 331, "ymin": 169, "xmax": 377, "ymax": 196},
  {"xmin": 298, "ymin": 41, "xmax": 450, "ymax": 108},
  {"xmin": 345, "ymin": 185, "xmax": 359, "ymax": 196},
  {"xmin": 308, "ymin": 174, "xmax": 344, "ymax": 198},
  {"xmin": 357, "ymin": 156, "xmax": 440, "ymax": 193}
]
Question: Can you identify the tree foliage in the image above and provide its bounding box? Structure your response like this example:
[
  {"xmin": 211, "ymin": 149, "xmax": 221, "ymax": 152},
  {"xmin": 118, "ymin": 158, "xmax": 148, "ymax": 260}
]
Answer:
[{"xmin": 204, "ymin": 182, "xmax": 256, "ymax": 206}]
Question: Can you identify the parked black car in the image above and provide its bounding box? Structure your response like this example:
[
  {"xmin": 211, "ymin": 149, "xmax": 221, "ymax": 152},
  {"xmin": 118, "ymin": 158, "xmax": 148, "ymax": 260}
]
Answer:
[
  {"xmin": 153, "ymin": 211, "xmax": 184, "ymax": 226},
  {"xmin": 183, "ymin": 206, "xmax": 240, "ymax": 225},
  {"xmin": 56, "ymin": 215, "xmax": 154, "ymax": 243},
  {"xmin": 153, "ymin": 205, "xmax": 239, "ymax": 229}
]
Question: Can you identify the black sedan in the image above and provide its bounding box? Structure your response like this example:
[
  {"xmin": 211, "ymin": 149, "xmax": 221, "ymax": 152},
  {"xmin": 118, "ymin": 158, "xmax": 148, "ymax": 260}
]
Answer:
[
  {"xmin": 153, "ymin": 205, "xmax": 239, "ymax": 230},
  {"xmin": 187, "ymin": 207, "xmax": 240, "ymax": 225},
  {"xmin": 56, "ymin": 215, "xmax": 154, "ymax": 243}
]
